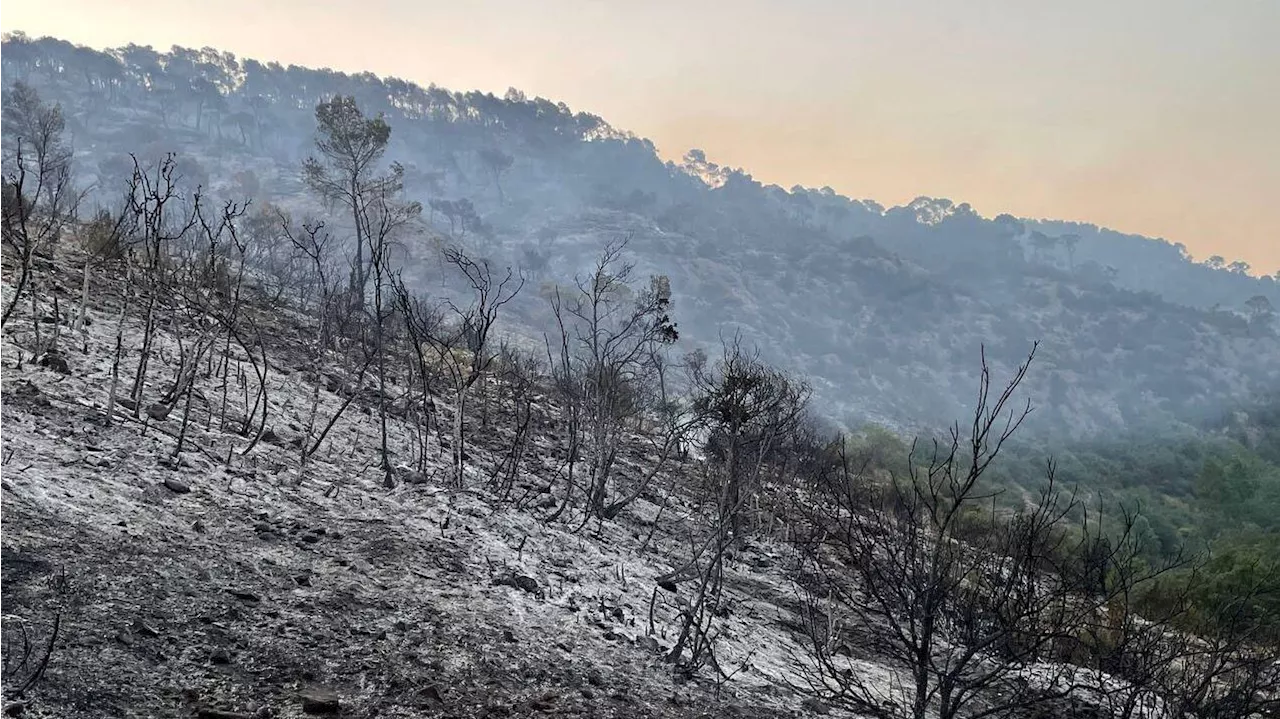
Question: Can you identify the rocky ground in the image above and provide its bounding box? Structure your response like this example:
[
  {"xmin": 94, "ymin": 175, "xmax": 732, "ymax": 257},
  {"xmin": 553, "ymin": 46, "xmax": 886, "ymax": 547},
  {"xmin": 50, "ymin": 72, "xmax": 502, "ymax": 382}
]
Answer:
[{"xmin": 0, "ymin": 254, "xmax": 857, "ymax": 718}]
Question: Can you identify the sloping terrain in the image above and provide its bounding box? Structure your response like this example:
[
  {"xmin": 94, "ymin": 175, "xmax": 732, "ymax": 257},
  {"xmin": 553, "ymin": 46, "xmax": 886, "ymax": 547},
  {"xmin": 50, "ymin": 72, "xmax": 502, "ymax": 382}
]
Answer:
[
  {"xmin": 3, "ymin": 33, "xmax": 1279, "ymax": 719},
  {"xmin": 0, "ymin": 250, "xmax": 845, "ymax": 719}
]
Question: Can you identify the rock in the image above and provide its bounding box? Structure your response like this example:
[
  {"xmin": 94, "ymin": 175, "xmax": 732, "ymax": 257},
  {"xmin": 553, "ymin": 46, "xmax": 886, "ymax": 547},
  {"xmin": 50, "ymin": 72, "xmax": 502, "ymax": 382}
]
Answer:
[
  {"xmin": 85, "ymin": 454, "xmax": 113, "ymax": 469},
  {"xmin": 118, "ymin": 398, "xmax": 139, "ymax": 412},
  {"xmin": 586, "ymin": 669, "xmax": 603, "ymax": 686},
  {"xmin": 12, "ymin": 375, "xmax": 51, "ymax": 411},
  {"xmin": 323, "ymin": 374, "xmax": 343, "ymax": 393},
  {"xmin": 226, "ymin": 588, "xmax": 261, "ymax": 603},
  {"xmin": 3, "ymin": 702, "xmax": 28, "ymax": 717},
  {"xmin": 417, "ymin": 685, "xmax": 444, "ymax": 707},
  {"xmin": 193, "ymin": 520, "xmax": 207, "ymax": 534},
  {"xmin": 502, "ymin": 628, "xmax": 517, "ymax": 643},
  {"xmin": 529, "ymin": 693, "xmax": 558, "ymax": 712},
  {"xmin": 163, "ymin": 478, "xmax": 191, "ymax": 494},
  {"xmin": 657, "ymin": 579, "xmax": 677, "ymax": 593},
  {"xmin": 38, "ymin": 351, "xmax": 70, "ymax": 375},
  {"xmin": 133, "ymin": 620, "xmax": 160, "ymax": 638},
  {"xmin": 638, "ymin": 636, "xmax": 661, "ymax": 654},
  {"xmin": 294, "ymin": 573, "xmax": 312, "ymax": 587},
  {"xmin": 493, "ymin": 571, "xmax": 544, "ymax": 600},
  {"xmin": 147, "ymin": 403, "xmax": 171, "ymax": 421},
  {"xmin": 298, "ymin": 687, "xmax": 340, "ymax": 715},
  {"xmin": 196, "ymin": 709, "xmax": 253, "ymax": 719},
  {"xmin": 210, "ymin": 648, "xmax": 232, "ymax": 665},
  {"xmin": 300, "ymin": 533, "xmax": 320, "ymax": 544}
]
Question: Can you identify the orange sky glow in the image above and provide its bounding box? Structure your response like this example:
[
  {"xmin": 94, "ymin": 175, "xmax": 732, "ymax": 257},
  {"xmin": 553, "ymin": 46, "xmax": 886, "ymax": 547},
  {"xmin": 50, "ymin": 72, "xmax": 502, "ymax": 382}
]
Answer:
[{"xmin": 3, "ymin": 0, "xmax": 1278, "ymax": 273}]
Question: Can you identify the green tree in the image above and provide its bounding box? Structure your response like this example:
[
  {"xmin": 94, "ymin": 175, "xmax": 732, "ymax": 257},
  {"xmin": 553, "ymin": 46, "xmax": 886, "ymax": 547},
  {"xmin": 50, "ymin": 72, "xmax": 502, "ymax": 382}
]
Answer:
[{"xmin": 1195, "ymin": 452, "xmax": 1262, "ymax": 521}]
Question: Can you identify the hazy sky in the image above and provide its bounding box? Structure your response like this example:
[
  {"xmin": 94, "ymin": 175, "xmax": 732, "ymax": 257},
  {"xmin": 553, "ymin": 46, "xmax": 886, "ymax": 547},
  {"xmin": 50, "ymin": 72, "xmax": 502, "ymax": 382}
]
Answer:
[{"xmin": 4, "ymin": 0, "xmax": 1279, "ymax": 272}]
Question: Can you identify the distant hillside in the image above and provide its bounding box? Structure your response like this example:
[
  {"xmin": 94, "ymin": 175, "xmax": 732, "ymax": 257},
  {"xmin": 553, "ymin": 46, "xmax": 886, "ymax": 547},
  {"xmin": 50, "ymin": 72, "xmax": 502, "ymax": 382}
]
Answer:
[{"xmin": 4, "ymin": 32, "xmax": 1279, "ymax": 437}]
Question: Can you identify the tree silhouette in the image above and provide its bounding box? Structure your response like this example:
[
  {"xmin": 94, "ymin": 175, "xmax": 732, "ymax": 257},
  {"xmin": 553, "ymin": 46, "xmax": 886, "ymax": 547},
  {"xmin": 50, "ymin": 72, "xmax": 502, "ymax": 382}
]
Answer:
[
  {"xmin": 1061, "ymin": 232, "xmax": 1081, "ymax": 270},
  {"xmin": 302, "ymin": 95, "xmax": 396, "ymax": 302},
  {"xmin": 478, "ymin": 147, "xmax": 513, "ymax": 204}
]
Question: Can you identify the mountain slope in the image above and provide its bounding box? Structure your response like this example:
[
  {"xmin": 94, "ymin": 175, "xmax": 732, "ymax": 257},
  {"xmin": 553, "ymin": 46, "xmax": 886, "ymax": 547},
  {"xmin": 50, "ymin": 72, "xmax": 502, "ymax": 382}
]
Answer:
[
  {"xmin": 2, "ymin": 32, "xmax": 1279, "ymax": 437},
  {"xmin": 0, "ymin": 246, "xmax": 815, "ymax": 719}
]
